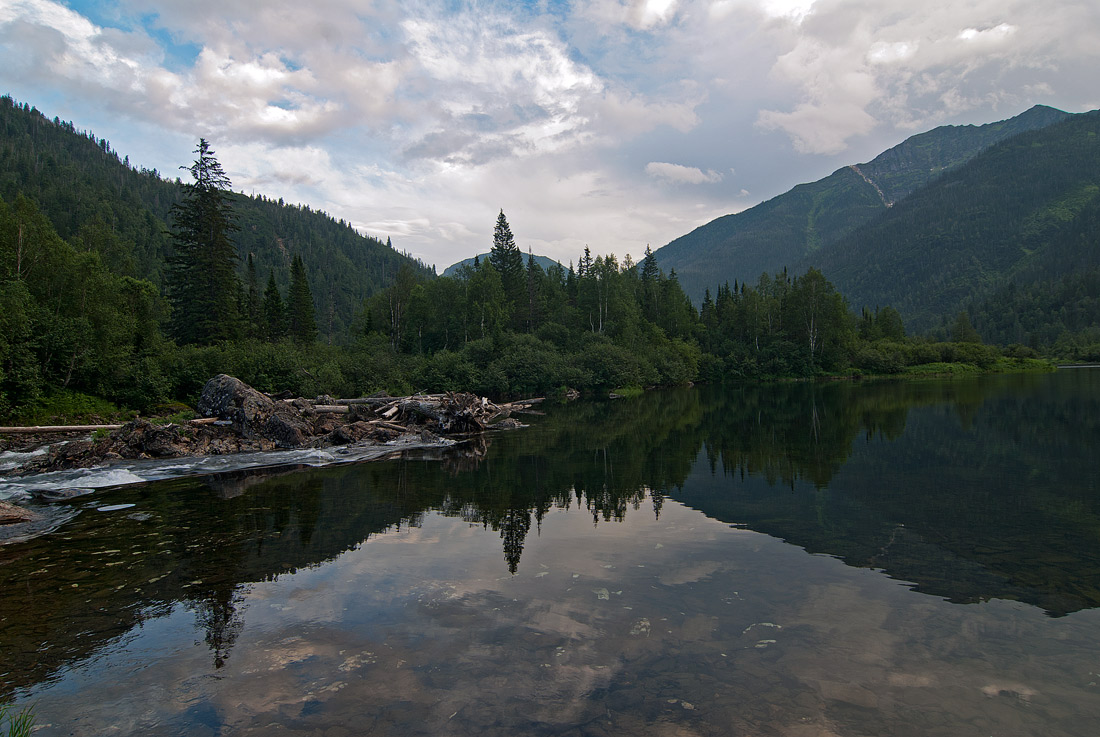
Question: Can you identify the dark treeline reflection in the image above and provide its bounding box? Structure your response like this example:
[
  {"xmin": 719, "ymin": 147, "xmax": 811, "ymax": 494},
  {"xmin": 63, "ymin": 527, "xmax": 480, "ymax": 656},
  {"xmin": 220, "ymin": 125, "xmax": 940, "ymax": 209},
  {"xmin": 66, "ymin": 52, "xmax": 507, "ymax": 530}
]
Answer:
[{"xmin": 3, "ymin": 370, "xmax": 1100, "ymax": 697}]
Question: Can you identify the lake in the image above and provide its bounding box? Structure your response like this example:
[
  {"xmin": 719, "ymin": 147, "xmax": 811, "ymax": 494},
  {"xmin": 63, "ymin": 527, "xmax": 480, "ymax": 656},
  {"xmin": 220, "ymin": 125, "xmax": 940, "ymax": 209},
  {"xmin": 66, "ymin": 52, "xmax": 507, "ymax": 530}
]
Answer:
[{"xmin": 2, "ymin": 369, "xmax": 1099, "ymax": 736}]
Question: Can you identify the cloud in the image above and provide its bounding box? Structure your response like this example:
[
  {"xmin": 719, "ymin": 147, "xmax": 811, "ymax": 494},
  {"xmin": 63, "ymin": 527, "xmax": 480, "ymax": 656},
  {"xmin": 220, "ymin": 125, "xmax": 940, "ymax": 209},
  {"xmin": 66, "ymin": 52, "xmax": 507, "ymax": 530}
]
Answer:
[
  {"xmin": 645, "ymin": 161, "xmax": 723, "ymax": 184},
  {"xmin": 1, "ymin": 0, "xmax": 1097, "ymax": 270},
  {"xmin": 577, "ymin": 0, "xmax": 682, "ymax": 31},
  {"xmin": 751, "ymin": 0, "xmax": 1100, "ymax": 153}
]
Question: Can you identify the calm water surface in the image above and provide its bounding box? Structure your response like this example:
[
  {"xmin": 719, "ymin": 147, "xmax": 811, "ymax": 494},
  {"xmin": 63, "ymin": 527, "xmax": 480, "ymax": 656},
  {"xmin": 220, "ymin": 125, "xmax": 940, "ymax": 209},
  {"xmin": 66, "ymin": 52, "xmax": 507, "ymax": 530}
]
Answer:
[{"xmin": 2, "ymin": 370, "xmax": 1099, "ymax": 736}]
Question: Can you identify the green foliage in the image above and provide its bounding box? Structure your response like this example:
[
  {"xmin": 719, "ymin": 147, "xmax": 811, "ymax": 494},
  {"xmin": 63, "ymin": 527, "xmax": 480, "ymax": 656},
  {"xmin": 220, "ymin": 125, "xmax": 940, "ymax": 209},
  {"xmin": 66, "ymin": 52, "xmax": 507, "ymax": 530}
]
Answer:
[
  {"xmin": 903, "ymin": 362, "xmax": 983, "ymax": 377},
  {"xmin": 12, "ymin": 388, "xmax": 128, "ymax": 425},
  {"xmin": 0, "ymin": 195, "xmax": 167, "ymax": 416},
  {"xmin": 657, "ymin": 105, "xmax": 1070, "ymax": 302},
  {"xmin": 287, "ymin": 254, "xmax": 317, "ymax": 344},
  {"xmin": 167, "ymin": 139, "xmax": 241, "ymax": 345},
  {"xmin": 489, "ymin": 210, "xmax": 526, "ymax": 328},
  {"xmin": 0, "ymin": 702, "xmax": 35, "ymax": 737},
  {"xmin": 0, "ymin": 97, "xmax": 1051, "ymax": 419},
  {"xmin": 950, "ymin": 311, "xmax": 982, "ymax": 344},
  {"xmin": 262, "ymin": 269, "xmax": 287, "ymax": 341},
  {"xmin": 0, "ymin": 95, "xmax": 430, "ymax": 344},
  {"xmin": 967, "ymin": 268, "xmax": 1100, "ymax": 350},
  {"xmin": 809, "ymin": 110, "xmax": 1100, "ymax": 333}
]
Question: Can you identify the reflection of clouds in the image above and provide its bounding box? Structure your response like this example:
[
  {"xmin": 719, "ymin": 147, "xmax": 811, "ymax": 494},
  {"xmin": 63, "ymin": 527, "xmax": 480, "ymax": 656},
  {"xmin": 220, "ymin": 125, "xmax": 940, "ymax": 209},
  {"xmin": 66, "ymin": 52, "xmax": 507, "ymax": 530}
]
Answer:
[{"xmin": 25, "ymin": 496, "xmax": 1100, "ymax": 736}]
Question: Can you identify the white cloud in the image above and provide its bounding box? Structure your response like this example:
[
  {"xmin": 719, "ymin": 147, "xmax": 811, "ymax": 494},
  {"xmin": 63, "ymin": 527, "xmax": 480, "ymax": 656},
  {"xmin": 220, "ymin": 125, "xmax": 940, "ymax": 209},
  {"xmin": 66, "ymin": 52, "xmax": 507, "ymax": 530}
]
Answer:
[
  {"xmin": 751, "ymin": 1, "xmax": 1100, "ymax": 154},
  {"xmin": 957, "ymin": 23, "xmax": 1016, "ymax": 44},
  {"xmin": 645, "ymin": 161, "xmax": 724, "ymax": 184},
  {"xmin": 578, "ymin": 0, "xmax": 682, "ymax": 31},
  {"xmin": 760, "ymin": 0, "xmax": 816, "ymax": 23},
  {"xmin": 1, "ymin": 0, "xmax": 1097, "ymax": 269}
]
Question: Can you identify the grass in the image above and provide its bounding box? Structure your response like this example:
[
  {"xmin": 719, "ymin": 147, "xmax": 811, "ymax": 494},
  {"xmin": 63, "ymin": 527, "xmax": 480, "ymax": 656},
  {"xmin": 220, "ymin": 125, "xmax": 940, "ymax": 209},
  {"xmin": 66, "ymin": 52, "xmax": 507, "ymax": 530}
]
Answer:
[
  {"xmin": 11, "ymin": 389, "xmax": 135, "ymax": 426},
  {"xmin": 0, "ymin": 703, "xmax": 35, "ymax": 737},
  {"xmin": 902, "ymin": 362, "xmax": 984, "ymax": 377},
  {"xmin": 610, "ymin": 385, "xmax": 645, "ymax": 398},
  {"xmin": 152, "ymin": 409, "xmax": 197, "ymax": 426},
  {"xmin": 990, "ymin": 357, "xmax": 1057, "ymax": 373}
]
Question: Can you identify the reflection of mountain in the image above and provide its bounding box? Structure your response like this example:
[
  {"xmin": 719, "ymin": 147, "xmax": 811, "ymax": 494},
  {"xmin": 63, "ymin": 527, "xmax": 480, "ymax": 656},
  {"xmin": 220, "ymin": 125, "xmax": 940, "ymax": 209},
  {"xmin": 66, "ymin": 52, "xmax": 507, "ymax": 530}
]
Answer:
[
  {"xmin": 4, "ymin": 370, "xmax": 1099, "ymax": 698},
  {"xmin": 0, "ymin": 463, "xmax": 425, "ymax": 695},
  {"xmin": 674, "ymin": 371, "xmax": 1100, "ymax": 617}
]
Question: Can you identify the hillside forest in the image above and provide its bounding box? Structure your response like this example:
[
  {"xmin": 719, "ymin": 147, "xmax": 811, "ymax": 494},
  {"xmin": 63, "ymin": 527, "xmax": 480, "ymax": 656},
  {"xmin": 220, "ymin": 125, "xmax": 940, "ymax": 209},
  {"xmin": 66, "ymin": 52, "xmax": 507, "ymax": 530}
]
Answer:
[{"xmin": 0, "ymin": 97, "xmax": 1062, "ymax": 420}]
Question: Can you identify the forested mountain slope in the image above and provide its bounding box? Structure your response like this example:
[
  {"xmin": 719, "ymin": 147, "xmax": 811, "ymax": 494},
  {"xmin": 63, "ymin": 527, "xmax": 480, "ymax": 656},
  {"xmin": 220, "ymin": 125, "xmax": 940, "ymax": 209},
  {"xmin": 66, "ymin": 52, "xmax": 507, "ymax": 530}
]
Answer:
[
  {"xmin": 0, "ymin": 96, "xmax": 430, "ymax": 342},
  {"xmin": 655, "ymin": 105, "xmax": 1070, "ymax": 302},
  {"xmin": 804, "ymin": 110, "xmax": 1100, "ymax": 336},
  {"xmin": 443, "ymin": 252, "xmax": 561, "ymax": 277}
]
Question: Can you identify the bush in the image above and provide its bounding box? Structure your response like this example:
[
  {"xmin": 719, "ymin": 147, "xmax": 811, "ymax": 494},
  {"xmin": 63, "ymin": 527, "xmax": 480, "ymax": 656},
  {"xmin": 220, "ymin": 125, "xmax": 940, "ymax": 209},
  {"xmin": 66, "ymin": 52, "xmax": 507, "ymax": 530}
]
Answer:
[{"xmin": 851, "ymin": 346, "xmax": 903, "ymax": 374}]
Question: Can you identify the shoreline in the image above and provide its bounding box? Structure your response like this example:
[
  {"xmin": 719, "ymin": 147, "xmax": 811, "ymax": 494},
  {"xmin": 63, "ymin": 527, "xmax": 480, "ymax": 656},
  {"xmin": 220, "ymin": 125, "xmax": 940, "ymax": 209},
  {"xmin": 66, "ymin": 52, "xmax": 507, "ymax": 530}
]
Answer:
[{"xmin": 0, "ymin": 374, "xmax": 535, "ymax": 541}]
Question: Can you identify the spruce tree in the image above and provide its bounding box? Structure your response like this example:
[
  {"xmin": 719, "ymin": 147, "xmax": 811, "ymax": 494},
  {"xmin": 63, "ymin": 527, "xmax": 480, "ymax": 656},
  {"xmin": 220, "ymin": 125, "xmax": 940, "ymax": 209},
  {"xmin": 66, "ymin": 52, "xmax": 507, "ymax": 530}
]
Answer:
[
  {"xmin": 167, "ymin": 139, "xmax": 240, "ymax": 345},
  {"xmin": 287, "ymin": 254, "xmax": 317, "ymax": 344},
  {"xmin": 262, "ymin": 270, "xmax": 286, "ymax": 340},
  {"xmin": 245, "ymin": 253, "xmax": 261, "ymax": 338},
  {"xmin": 489, "ymin": 210, "xmax": 525, "ymax": 319}
]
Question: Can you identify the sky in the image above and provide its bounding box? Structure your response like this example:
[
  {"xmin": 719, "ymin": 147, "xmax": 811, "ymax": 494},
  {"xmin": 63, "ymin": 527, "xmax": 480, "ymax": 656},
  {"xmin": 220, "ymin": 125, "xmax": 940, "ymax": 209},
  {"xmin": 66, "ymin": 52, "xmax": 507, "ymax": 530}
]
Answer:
[{"xmin": 1, "ymin": 0, "xmax": 1098, "ymax": 271}]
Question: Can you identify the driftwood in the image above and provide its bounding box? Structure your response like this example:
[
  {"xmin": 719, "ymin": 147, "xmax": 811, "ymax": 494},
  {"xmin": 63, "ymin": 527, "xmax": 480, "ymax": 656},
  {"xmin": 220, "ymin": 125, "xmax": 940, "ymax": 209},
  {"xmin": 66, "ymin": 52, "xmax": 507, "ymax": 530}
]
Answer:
[
  {"xmin": 0, "ymin": 424, "xmax": 124, "ymax": 434},
  {"xmin": 306, "ymin": 391, "xmax": 544, "ymax": 436},
  {"xmin": 0, "ymin": 376, "xmax": 544, "ymax": 485},
  {"xmin": 0, "ymin": 415, "xmax": 226, "ymax": 435}
]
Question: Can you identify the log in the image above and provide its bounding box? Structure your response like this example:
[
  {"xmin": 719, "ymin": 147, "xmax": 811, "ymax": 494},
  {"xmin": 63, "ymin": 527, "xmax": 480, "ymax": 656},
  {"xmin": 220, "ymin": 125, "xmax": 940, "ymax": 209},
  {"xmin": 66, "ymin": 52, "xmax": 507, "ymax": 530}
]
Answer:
[
  {"xmin": 0, "ymin": 424, "xmax": 123, "ymax": 434},
  {"xmin": 188, "ymin": 417, "xmax": 220, "ymax": 425},
  {"xmin": 314, "ymin": 405, "xmax": 351, "ymax": 413},
  {"xmin": 368, "ymin": 420, "xmax": 409, "ymax": 432}
]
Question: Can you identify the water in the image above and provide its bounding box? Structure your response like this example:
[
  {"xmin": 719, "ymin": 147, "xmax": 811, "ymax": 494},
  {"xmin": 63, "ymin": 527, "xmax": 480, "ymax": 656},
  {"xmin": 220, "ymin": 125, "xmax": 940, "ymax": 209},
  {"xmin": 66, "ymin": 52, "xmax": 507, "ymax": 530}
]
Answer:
[{"xmin": 2, "ymin": 370, "xmax": 1099, "ymax": 736}]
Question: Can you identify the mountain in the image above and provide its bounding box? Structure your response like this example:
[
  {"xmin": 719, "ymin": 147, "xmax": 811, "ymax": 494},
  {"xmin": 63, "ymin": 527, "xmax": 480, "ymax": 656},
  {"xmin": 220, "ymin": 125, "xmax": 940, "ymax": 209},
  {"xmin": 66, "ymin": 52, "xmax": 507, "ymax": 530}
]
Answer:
[
  {"xmin": 655, "ymin": 105, "xmax": 1071, "ymax": 301},
  {"xmin": 0, "ymin": 95, "xmax": 431, "ymax": 342},
  {"xmin": 442, "ymin": 252, "xmax": 562, "ymax": 277},
  {"xmin": 802, "ymin": 110, "xmax": 1100, "ymax": 335}
]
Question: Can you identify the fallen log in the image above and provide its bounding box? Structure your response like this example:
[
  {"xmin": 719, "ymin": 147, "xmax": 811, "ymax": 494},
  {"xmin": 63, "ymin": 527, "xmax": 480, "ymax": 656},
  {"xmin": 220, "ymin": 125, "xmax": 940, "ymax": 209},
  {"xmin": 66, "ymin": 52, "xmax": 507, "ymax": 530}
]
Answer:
[
  {"xmin": 333, "ymin": 397, "xmax": 391, "ymax": 406},
  {"xmin": 0, "ymin": 424, "xmax": 123, "ymax": 434},
  {"xmin": 314, "ymin": 405, "xmax": 351, "ymax": 413},
  {"xmin": 368, "ymin": 419, "xmax": 410, "ymax": 433}
]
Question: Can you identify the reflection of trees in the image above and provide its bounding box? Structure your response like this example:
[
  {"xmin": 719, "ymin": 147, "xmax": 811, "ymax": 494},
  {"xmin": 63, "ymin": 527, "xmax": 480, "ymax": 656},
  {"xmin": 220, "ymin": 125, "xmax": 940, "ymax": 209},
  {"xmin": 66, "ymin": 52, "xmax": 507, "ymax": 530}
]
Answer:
[
  {"xmin": 677, "ymin": 372, "xmax": 1100, "ymax": 616},
  {"xmin": 190, "ymin": 586, "xmax": 246, "ymax": 669},
  {"xmin": 6, "ymin": 369, "xmax": 1098, "ymax": 699},
  {"xmin": 499, "ymin": 509, "xmax": 531, "ymax": 574}
]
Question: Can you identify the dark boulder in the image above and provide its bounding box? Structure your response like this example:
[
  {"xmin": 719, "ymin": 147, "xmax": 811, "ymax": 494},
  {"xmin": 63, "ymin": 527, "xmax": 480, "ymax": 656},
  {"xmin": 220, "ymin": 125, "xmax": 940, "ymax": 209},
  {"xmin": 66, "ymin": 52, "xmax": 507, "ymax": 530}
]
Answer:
[{"xmin": 197, "ymin": 374, "xmax": 311, "ymax": 448}]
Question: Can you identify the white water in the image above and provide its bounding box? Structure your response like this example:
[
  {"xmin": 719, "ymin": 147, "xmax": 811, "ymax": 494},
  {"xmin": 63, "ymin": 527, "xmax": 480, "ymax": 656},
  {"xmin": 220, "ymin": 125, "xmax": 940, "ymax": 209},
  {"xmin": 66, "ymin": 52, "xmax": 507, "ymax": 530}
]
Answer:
[{"xmin": 0, "ymin": 437, "xmax": 455, "ymax": 502}]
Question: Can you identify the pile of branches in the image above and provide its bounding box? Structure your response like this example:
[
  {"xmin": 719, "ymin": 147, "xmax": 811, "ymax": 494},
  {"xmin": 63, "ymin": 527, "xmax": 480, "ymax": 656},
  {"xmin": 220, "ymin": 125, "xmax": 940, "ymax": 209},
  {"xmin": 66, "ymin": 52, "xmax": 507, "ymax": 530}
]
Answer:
[
  {"xmin": 4, "ymin": 376, "xmax": 542, "ymax": 476},
  {"xmin": 315, "ymin": 391, "xmax": 543, "ymax": 438}
]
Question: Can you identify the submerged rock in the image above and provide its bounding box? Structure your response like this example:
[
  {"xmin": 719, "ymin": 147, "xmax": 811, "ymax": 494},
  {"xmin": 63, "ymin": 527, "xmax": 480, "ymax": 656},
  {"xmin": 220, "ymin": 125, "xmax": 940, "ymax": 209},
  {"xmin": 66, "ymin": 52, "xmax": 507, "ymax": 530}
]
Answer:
[{"xmin": 0, "ymin": 500, "xmax": 37, "ymax": 525}]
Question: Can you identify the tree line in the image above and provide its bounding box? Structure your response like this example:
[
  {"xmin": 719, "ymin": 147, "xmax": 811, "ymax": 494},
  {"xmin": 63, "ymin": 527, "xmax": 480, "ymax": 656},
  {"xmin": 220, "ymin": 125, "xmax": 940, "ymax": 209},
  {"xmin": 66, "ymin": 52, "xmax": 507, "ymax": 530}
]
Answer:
[{"xmin": 0, "ymin": 136, "xmax": 1046, "ymax": 420}]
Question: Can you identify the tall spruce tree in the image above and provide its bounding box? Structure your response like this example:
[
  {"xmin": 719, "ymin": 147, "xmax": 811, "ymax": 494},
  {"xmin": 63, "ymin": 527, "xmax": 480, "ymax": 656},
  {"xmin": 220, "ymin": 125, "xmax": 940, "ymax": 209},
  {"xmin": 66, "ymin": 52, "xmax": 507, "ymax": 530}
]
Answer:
[
  {"xmin": 287, "ymin": 254, "xmax": 318, "ymax": 344},
  {"xmin": 245, "ymin": 253, "xmax": 261, "ymax": 338},
  {"xmin": 167, "ymin": 139, "xmax": 240, "ymax": 344},
  {"xmin": 262, "ymin": 269, "xmax": 286, "ymax": 340},
  {"xmin": 489, "ymin": 210, "xmax": 525, "ymax": 322}
]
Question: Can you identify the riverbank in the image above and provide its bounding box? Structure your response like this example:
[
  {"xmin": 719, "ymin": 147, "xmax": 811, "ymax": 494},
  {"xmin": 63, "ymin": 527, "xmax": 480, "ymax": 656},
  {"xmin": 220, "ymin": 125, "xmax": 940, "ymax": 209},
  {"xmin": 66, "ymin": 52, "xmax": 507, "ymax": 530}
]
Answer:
[{"xmin": 0, "ymin": 374, "xmax": 539, "ymax": 539}]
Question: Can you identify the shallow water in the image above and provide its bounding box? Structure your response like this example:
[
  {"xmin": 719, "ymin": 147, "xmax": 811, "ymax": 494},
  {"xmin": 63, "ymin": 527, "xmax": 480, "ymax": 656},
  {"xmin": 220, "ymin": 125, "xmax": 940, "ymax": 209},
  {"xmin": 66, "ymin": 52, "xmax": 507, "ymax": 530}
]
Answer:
[{"xmin": 2, "ymin": 370, "xmax": 1099, "ymax": 736}]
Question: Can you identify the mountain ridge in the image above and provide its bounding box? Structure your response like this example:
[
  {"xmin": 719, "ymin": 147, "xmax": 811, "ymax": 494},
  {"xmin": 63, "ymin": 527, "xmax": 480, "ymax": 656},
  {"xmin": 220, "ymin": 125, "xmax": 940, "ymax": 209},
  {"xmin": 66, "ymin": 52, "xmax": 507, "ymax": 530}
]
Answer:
[
  {"xmin": 0, "ymin": 95, "xmax": 431, "ymax": 342},
  {"xmin": 801, "ymin": 110, "xmax": 1100, "ymax": 334},
  {"xmin": 655, "ymin": 104, "xmax": 1072, "ymax": 301},
  {"xmin": 442, "ymin": 252, "xmax": 562, "ymax": 278}
]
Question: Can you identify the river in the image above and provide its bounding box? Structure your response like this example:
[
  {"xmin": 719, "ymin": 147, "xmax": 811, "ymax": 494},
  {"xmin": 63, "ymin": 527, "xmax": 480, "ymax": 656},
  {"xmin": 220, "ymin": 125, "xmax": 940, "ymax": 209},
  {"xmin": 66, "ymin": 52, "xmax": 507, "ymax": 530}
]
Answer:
[{"xmin": 1, "ymin": 369, "xmax": 1098, "ymax": 736}]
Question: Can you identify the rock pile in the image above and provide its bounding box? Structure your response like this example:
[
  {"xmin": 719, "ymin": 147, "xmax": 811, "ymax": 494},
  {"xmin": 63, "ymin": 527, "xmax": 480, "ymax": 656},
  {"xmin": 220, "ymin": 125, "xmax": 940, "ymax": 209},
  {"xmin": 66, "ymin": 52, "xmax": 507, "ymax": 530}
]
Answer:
[{"xmin": 7, "ymin": 375, "xmax": 541, "ymax": 476}]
